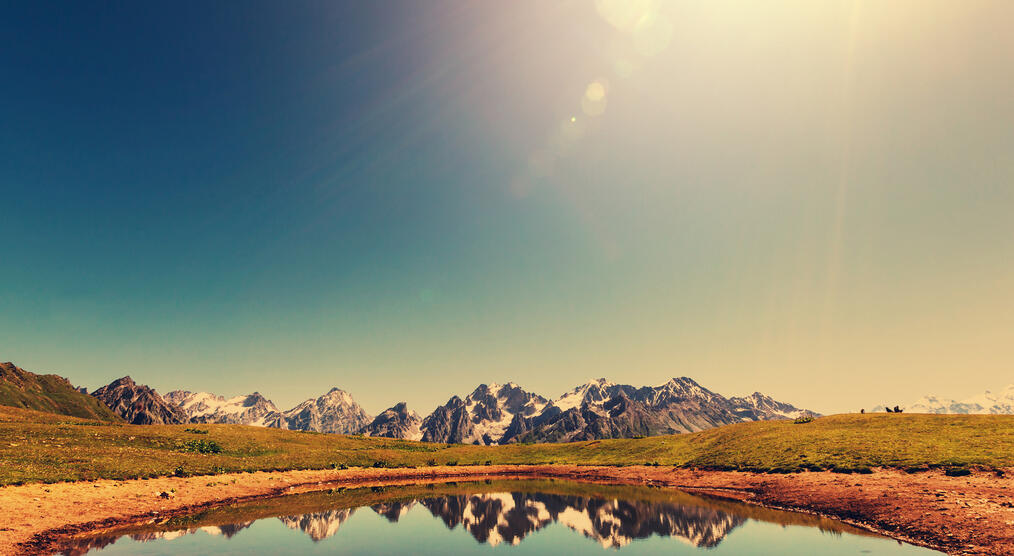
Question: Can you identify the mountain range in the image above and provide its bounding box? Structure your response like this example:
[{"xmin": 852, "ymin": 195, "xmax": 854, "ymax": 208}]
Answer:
[
  {"xmin": 85, "ymin": 374, "xmax": 812, "ymax": 443},
  {"xmin": 874, "ymin": 384, "xmax": 1014, "ymax": 414},
  {"xmin": 0, "ymin": 360, "xmax": 817, "ymax": 443}
]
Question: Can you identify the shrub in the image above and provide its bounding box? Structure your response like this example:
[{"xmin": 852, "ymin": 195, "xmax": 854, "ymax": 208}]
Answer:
[
  {"xmin": 904, "ymin": 466, "xmax": 930, "ymax": 474},
  {"xmin": 446, "ymin": 460, "xmax": 458, "ymax": 466},
  {"xmin": 793, "ymin": 414, "xmax": 815, "ymax": 424},
  {"xmin": 329, "ymin": 462, "xmax": 349, "ymax": 470},
  {"xmin": 484, "ymin": 460, "xmax": 492, "ymax": 466},
  {"xmin": 184, "ymin": 428, "xmax": 208, "ymax": 435},
  {"xmin": 425, "ymin": 458, "xmax": 438, "ymax": 467},
  {"xmin": 372, "ymin": 460, "xmax": 387, "ymax": 468},
  {"xmin": 178, "ymin": 439, "xmax": 222, "ymax": 454},
  {"xmin": 944, "ymin": 467, "xmax": 971, "ymax": 477}
]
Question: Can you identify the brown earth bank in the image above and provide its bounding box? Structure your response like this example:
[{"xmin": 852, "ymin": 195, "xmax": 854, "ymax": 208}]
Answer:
[{"xmin": 2, "ymin": 465, "xmax": 1012, "ymax": 555}]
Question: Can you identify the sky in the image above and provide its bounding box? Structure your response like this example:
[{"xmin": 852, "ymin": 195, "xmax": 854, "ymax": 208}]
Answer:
[{"xmin": 2, "ymin": 0, "xmax": 1013, "ymax": 415}]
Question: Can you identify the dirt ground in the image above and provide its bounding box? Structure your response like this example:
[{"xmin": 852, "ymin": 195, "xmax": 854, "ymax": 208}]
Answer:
[{"xmin": 2, "ymin": 465, "xmax": 1012, "ymax": 555}]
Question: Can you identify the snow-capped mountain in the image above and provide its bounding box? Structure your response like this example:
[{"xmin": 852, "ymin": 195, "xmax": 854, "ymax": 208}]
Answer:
[
  {"xmin": 500, "ymin": 377, "xmax": 815, "ymax": 444},
  {"xmin": 164, "ymin": 390, "xmax": 279, "ymax": 426},
  {"xmin": 420, "ymin": 383, "xmax": 548, "ymax": 444},
  {"xmin": 728, "ymin": 392, "xmax": 810, "ymax": 420},
  {"xmin": 359, "ymin": 402, "xmax": 423, "ymax": 440},
  {"xmin": 74, "ymin": 371, "xmax": 812, "ymax": 442},
  {"xmin": 880, "ymin": 384, "xmax": 1014, "ymax": 414},
  {"xmin": 265, "ymin": 387, "xmax": 372, "ymax": 434}
]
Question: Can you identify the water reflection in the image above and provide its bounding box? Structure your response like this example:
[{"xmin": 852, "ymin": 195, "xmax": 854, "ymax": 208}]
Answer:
[
  {"xmin": 59, "ymin": 480, "xmax": 931, "ymax": 554},
  {"xmin": 416, "ymin": 492, "xmax": 742, "ymax": 548}
]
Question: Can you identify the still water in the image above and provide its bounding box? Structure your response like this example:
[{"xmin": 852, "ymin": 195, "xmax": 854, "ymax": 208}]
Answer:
[{"xmin": 64, "ymin": 480, "xmax": 937, "ymax": 555}]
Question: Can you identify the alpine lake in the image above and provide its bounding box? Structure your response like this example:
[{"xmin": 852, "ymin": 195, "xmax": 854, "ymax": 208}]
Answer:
[{"xmin": 60, "ymin": 479, "xmax": 938, "ymax": 555}]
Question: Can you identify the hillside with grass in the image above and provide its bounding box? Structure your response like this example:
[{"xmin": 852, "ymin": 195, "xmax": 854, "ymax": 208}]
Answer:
[
  {"xmin": 0, "ymin": 363, "xmax": 121, "ymax": 423},
  {"xmin": 1, "ymin": 405, "xmax": 1012, "ymax": 486}
]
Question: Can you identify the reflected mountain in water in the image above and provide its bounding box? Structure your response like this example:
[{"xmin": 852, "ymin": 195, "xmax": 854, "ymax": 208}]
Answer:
[
  {"xmin": 279, "ymin": 508, "xmax": 356, "ymax": 541},
  {"xmin": 274, "ymin": 491, "xmax": 743, "ymax": 548},
  {"xmin": 59, "ymin": 522, "xmax": 254, "ymax": 555},
  {"xmin": 372, "ymin": 500, "xmax": 417, "ymax": 522},
  {"xmin": 57, "ymin": 478, "xmax": 928, "ymax": 556}
]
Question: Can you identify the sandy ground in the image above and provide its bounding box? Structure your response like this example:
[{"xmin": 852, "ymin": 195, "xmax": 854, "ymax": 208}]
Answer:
[{"xmin": 2, "ymin": 465, "xmax": 1012, "ymax": 555}]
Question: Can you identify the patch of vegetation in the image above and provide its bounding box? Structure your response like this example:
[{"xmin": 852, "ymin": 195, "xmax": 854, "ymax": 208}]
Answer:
[
  {"xmin": 184, "ymin": 428, "xmax": 209, "ymax": 434},
  {"xmin": 944, "ymin": 467, "xmax": 971, "ymax": 477},
  {"xmin": 793, "ymin": 414, "xmax": 815, "ymax": 424},
  {"xmin": 2, "ymin": 406, "xmax": 1014, "ymax": 485},
  {"xmin": 178, "ymin": 439, "xmax": 222, "ymax": 454}
]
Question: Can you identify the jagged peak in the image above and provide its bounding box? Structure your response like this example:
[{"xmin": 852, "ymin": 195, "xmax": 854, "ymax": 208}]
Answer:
[
  {"xmin": 655, "ymin": 376, "xmax": 702, "ymax": 388},
  {"xmin": 110, "ymin": 375, "xmax": 136, "ymax": 387}
]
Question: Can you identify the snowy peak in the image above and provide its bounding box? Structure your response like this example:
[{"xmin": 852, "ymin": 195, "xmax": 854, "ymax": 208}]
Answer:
[
  {"xmin": 641, "ymin": 377, "xmax": 723, "ymax": 407},
  {"xmin": 551, "ymin": 378, "xmax": 623, "ymax": 411},
  {"xmin": 421, "ymin": 382, "xmax": 547, "ymax": 445},
  {"xmin": 891, "ymin": 384, "xmax": 1014, "ymax": 414},
  {"xmin": 267, "ymin": 387, "xmax": 372, "ymax": 434},
  {"xmin": 165, "ymin": 390, "xmax": 279, "ymax": 426},
  {"xmin": 728, "ymin": 392, "xmax": 808, "ymax": 420}
]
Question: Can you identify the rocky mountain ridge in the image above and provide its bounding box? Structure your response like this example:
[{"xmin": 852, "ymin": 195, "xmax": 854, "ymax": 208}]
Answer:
[
  {"xmin": 360, "ymin": 402, "xmax": 423, "ymax": 440},
  {"xmin": 428, "ymin": 377, "xmax": 815, "ymax": 445},
  {"xmin": 90, "ymin": 376, "xmax": 187, "ymax": 425}
]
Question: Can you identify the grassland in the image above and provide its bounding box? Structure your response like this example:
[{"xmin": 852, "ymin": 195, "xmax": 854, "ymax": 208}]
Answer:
[{"xmin": 2, "ymin": 405, "xmax": 1012, "ymax": 486}]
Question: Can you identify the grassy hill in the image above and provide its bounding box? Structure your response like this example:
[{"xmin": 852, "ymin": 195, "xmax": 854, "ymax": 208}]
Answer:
[
  {"xmin": 0, "ymin": 362, "xmax": 121, "ymax": 422},
  {"xmin": 1, "ymin": 405, "xmax": 1012, "ymax": 485}
]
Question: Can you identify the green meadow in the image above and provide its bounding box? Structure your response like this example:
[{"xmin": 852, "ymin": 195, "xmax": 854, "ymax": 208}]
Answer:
[{"xmin": 2, "ymin": 405, "xmax": 1011, "ymax": 486}]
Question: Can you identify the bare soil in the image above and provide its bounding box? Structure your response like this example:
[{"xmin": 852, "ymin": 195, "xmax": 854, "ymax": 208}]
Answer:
[{"xmin": 3, "ymin": 465, "xmax": 1012, "ymax": 555}]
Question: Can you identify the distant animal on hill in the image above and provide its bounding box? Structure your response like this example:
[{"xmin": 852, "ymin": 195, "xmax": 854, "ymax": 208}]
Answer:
[
  {"xmin": 893, "ymin": 405, "xmax": 903, "ymax": 413},
  {"xmin": 885, "ymin": 406, "xmax": 893, "ymax": 413},
  {"xmin": 860, "ymin": 408, "xmax": 865, "ymax": 414}
]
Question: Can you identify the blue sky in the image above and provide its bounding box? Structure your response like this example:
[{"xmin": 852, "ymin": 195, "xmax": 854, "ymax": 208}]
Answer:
[{"xmin": 3, "ymin": 1, "xmax": 1013, "ymax": 414}]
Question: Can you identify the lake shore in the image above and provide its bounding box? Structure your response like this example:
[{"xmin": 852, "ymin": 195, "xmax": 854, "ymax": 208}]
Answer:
[{"xmin": 4, "ymin": 465, "xmax": 1011, "ymax": 555}]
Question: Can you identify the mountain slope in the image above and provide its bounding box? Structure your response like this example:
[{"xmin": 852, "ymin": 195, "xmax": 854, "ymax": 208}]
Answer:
[
  {"xmin": 266, "ymin": 387, "xmax": 371, "ymax": 434},
  {"xmin": 165, "ymin": 390, "xmax": 279, "ymax": 426},
  {"xmin": 91, "ymin": 376, "xmax": 187, "ymax": 425},
  {"xmin": 360, "ymin": 402, "xmax": 422, "ymax": 440},
  {"xmin": 0, "ymin": 362, "xmax": 121, "ymax": 422}
]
